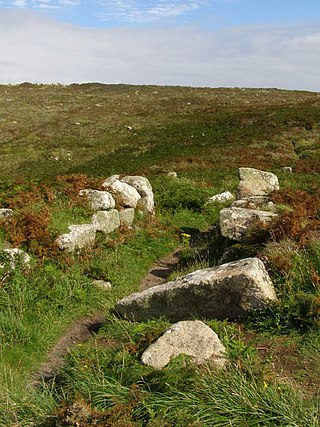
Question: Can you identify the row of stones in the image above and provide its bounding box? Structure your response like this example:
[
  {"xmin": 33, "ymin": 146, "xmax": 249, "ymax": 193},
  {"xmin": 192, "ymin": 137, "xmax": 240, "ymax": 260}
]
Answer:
[{"xmin": 55, "ymin": 175, "xmax": 155, "ymax": 253}]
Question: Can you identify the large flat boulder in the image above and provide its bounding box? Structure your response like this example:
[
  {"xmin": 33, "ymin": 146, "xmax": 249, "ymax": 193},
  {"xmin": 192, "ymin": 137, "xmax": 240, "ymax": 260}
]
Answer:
[
  {"xmin": 219, "ymin": 207, "xmax": 277, "ymax": 242},
  {"xmin": 55, "ymin": 224, "xmax": 96, "ymax": 252},
  {"xmin": 141, "ymin": 320, "xmax": 227, "ymax": 370},
  {"xmin": 114, "ymin": 258, "xmax": 277, "ymax": 322},
  {"xmin": 237, "ymin": 167, "xmax": 279, "ymax": 199}
]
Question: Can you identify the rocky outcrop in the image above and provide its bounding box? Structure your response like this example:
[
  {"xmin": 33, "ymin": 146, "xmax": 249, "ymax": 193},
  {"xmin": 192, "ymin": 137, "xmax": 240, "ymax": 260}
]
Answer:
[
  {"xmin": 55, "ymin": 224, "xmax": 96, "ymax": 252},
  {"xmin": 114, "ymin": 257, "xmax": 277, "ymax": 322},
  {"xmin": 79, "ymin": 189, "xmax": 115, "ymax": 211},
  {"xmin": 92, "ymin": 210, "xmax": 120, "ymax": 234},
  {"xmin": 141, "ymin": 320, "xmax": 227, "ymax": 370},
  {"xmin": 237, "ymin": 167, "xmax": 279, "ymax": 199},
  {"xmin": 219, "ymin": 207, "xmax": 277, "ymax": 242}
]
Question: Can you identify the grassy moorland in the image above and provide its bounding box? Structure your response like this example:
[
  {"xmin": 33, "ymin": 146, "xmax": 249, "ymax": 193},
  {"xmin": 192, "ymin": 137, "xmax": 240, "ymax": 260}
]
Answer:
[{"xmin": 0, "ymin": 84, "xmax": 319, "ymax": 426}]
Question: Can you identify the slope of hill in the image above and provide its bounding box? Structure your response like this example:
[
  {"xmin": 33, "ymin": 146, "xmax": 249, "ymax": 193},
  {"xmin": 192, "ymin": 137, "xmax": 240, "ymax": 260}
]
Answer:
[{"xmin": 0, "ymin": 84, "xmax": 319, "ymax": 426}]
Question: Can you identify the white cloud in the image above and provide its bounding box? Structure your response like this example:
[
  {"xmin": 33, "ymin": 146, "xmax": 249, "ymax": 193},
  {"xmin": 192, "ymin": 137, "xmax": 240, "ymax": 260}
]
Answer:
[
  {"xmin": 6, "ymin": 0, "xmax": 79, "ymax": 8},
  {"xmin": 0, "ymin": 9, "xmax": 319, "ymax": 91},
  {"xmin": 97, "ymin": 0, "xmax": 207, "ymax": 22},
  {"xmin": 11, "ymin": 0, "xmax": 28, "ymax": 6},
  {"xmin": 58, "ymin": 0, "xmax": 81, "ymax": 5}
]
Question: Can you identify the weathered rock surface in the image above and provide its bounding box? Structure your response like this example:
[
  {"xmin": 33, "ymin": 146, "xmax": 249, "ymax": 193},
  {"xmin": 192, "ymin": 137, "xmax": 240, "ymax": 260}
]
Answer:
[
  {"xmin": 55, "ymin": 224, "xmax": 96, "ymax": 252},
  {"xmin": 219, "ymin": 207, "xmax": 277, "ymax": 242},
  {"xmin": 0, "ymin": 208, "xmax": 14, "ymax": 219},
  {"xmin": 114, "ymin": 258, "xmax": 277, "ymax": 322},
  {"xmin": 121, "ymin": 176, "xmax": 154, "ymax": 214},
  {"xmin": 92, "ymin": 210, "xmax": 120, "ymax": 234},
  {"xmin": 141, "ymin": 320, "xmax": 227, "ymax": 370},
  {"xmin": 206, "ymin": 191, "xmax": 234, "ymax": 204},
  {"xmin": 232, "ymin": 196, "xmax": 276, "ymax": 212},
  {"xmin": 0, "ymin": 248, "xmax": 31, "ymax": 270},
  {"xmin": 119, "ymin": 208, "xmax": 135, "ymax": 227},
  {"xmin": 102, "ymin": 178, "xmax": 141, "ymax": 208},
  {"xmin": 237, "ymin": 167, "xmax": 279, "ymax": 199},
  {"xmin": 79, "ymin": 189, "xmax": 115, "ymax": 211},
  {"xmin": 102, "ymin": 174, "xmax": 120, "ymax": 187}
]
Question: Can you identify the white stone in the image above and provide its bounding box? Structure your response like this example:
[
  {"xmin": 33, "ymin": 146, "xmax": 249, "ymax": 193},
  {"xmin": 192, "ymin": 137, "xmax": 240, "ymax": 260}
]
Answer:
[
  {"xmin": 206, "ymin": 191, "xmax": 234, "ymax": 204},
  {"xmin": 283, "ymin": 166, "xmax": 293, "ymax": 173},
  {"xmin": 121, "ymin": 176, "xmax": 154, "ymax": 214},
  {"xmin": 237, "ymin": 167, "xmax": 279, "ymax": 199},
  {"xmin": 119, "ymin": 208, "xmax": 135, "ymax": 227},
  {"xmin": 141, "ymin": 320, "xmax": 227, "ymax": 370},
  {"xmin": 79, "ymin": 189, "xmax": 115, "ymax": 211},
  {"xmin": 114, "ymin": 258, "xmax": 277, "ymax": 322},
  {"xmin": 92, "ymin": 209, "xmax": 120, "ymax": 234},
  {"xmin": 231, "ymin": 196, "xmax": 276, "ymax": 212},
  {"xmin": 167, "ymin": 171, "xmax": 177, "ymax": 178},
  {"xmin": 219, "ymin": 207, "xmax": 277, "ymax": 242},
  {"xmin": 102, "ymin": 179, "xmax": 141, "ymax": 208},
  {"xmin": 0, "ymin": 248, "xmax": 31, "ymax": 270},
  {"xmin": 55, "ymin": 224, "xmax": 96, "ymax": 252},
  {"xmin": 0, "ymin": 208, "xmax": 14, "ymax": 219},
  {"xmin": 102, "ymin": 174, "xmax": 120, "ymax": 187},
  {"xmin": 92, "ymin": 280, "xmax": 112, "ymax": 291}
]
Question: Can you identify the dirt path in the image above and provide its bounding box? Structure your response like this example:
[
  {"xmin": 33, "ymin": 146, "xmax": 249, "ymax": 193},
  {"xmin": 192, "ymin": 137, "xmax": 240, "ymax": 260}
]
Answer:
[
  {"xmin": 139, "ymin": 248, "xmax": 181, "ymax": 291},
  {"xmin": 30, "ymin": 248, "xmax": 181, "ymax": 387}
]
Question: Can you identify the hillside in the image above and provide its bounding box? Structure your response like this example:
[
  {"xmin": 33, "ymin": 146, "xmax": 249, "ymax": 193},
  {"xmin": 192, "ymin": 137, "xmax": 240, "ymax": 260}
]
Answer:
[{"xmin": 0, "ymin": 84, "xmax": 319, "ymax": 426}]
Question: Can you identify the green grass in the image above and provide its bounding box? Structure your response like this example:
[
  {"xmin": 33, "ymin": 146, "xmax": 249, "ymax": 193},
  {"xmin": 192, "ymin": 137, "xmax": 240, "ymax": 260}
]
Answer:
[{"xmin": 0, "ymin": 83, "xmax": 319, "ymax": 426}]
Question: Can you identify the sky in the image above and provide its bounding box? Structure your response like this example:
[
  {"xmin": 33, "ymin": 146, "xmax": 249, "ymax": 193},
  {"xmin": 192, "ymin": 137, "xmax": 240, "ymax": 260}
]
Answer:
[{"xmin": 1, "ymin": 0, "xmax": 320, "ymax": 90}]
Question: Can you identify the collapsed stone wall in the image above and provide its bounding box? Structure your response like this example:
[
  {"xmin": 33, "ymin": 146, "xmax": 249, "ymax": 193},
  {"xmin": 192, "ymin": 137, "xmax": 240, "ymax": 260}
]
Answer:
[
  {"xmin": 0, "ymin": 167, "xmax": 284, "ymax": 370},
  {"xmin": 55, "ymin": 174, "xmax": 154, "ymax": 253}
]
